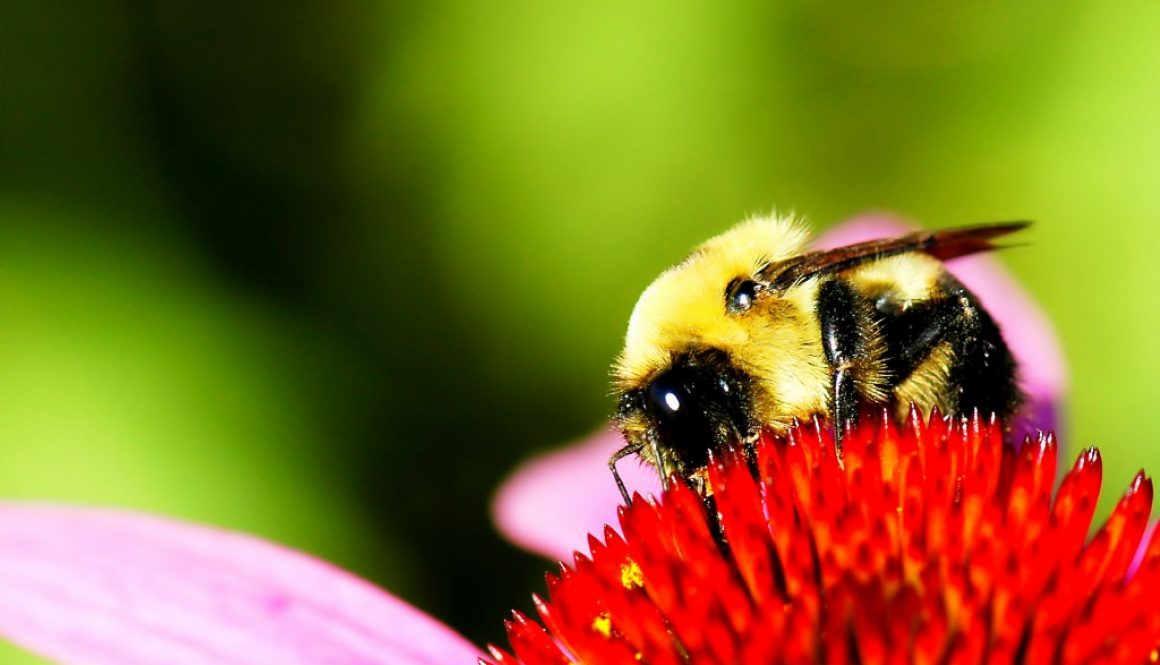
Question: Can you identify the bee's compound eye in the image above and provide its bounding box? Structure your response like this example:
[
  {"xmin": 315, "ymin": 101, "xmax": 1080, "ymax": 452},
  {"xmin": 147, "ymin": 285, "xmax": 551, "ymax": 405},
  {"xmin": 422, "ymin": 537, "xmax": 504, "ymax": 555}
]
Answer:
[
  {"xmin": 643, "ymin": 367, "xmax": 722, "ymax": 470},
  {"xmin": 726, "ymin": 279, "xmax": 758, "ymax": 314},
  {"xmin": 647, "ymin": 378, "xmax": 686, "ymax": 418}
]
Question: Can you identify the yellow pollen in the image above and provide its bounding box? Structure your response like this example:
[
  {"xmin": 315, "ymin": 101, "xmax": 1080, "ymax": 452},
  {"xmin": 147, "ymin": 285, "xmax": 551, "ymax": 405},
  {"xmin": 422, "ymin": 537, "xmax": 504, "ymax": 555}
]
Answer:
[
  {"xmin": 620, "ymin": 560, "xmax": 645, "ymax": 589},
  {"xmin": 1150, "ymin": 648, "xmax": 1158, "ymax": 662},
  {"xmin": 592, "ymin": 612, "xmax": 612, "ymax": 637}
]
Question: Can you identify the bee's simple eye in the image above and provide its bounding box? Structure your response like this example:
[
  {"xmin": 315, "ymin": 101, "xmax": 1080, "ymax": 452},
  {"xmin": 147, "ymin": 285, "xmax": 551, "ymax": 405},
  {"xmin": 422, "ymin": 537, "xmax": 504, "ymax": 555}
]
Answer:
[{"xmin": 726, "ymin": 279, "xmax": 758, "ymax": 314}]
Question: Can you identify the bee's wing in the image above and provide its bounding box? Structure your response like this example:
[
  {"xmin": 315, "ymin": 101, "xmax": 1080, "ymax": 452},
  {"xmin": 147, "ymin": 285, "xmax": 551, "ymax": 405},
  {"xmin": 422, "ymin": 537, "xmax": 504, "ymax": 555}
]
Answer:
[{"xmin": 762, "ymin": 221, "xmax": 1030, "ymax": 291}]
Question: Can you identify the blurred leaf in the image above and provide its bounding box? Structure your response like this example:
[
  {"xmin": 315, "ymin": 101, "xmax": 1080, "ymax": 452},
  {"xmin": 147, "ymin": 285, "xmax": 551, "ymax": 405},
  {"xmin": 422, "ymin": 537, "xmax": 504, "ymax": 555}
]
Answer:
[{"xmin": 0, "ymin": 203, "xmax": 410, "ymax": 591}]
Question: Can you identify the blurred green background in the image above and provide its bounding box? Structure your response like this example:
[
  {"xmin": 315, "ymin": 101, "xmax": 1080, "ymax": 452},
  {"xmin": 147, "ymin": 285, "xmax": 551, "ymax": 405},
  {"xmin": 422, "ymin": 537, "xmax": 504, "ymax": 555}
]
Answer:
[{"xmin": 2, "ymin": 0, "xmax": 1158, "ymax": 656}]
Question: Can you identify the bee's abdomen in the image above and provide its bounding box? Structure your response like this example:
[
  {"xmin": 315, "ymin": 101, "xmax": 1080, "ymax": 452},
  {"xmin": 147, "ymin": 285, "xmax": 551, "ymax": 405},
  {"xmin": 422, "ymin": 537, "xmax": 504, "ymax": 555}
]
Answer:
[{"xmin": 877, "ymin": 275, "xmax": 1021, "ymax": 420}]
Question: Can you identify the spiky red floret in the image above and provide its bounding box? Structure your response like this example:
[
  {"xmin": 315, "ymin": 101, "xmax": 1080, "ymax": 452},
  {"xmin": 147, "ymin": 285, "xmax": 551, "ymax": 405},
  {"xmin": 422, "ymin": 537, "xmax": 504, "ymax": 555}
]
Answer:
[{"xmin": 487, "ymin": 409, "xmax": 1160, "ymax": 664}]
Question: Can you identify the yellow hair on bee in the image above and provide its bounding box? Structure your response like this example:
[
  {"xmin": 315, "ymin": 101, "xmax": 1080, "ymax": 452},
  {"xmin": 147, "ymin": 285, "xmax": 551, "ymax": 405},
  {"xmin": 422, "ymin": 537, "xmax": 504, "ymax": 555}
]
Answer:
[
  {"xmin": 614, "ymin": 213, "xmax": 831, "ymax": 429},
  {"xmin": 894, "ymin": 342, "xmax": 954, "ymax": 417},
  {"xmin": 846, "ymin": 253, "xmax": 944, "ymax": 306}
]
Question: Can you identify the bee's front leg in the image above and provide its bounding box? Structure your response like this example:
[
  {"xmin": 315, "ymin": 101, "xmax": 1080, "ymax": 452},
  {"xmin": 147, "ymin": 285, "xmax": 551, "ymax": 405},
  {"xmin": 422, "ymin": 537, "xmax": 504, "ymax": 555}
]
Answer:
[{"xmin": 608, "ymin": 442, "xmax": 644, "ymax": 505}]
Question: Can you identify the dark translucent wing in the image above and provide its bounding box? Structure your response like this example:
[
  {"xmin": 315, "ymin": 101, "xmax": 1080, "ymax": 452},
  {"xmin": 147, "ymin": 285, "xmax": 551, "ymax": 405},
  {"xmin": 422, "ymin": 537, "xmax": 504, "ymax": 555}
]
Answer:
[{"xmin": 762, "ymin": 221, "xmax": 1030, "ymax": 291}]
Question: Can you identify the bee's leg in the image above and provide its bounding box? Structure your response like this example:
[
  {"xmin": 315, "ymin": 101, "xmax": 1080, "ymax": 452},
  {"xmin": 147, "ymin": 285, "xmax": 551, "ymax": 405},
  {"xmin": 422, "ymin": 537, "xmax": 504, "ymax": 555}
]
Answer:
[
  {"xmin": 608, "ymin": 442, "xmax": 645, "ymax": 505},
  {"xmin": 817, "ymin": 280, "xmax": 866, "ymax": 459}
]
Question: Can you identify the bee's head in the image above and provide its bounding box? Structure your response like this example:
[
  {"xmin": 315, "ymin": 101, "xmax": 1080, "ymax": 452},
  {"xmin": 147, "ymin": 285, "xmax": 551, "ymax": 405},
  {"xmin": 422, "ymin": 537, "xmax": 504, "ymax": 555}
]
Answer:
[
  {"xmin": 611, "ymin": 215, "xmax": 819, "ymax": 479},
  {"xmin": 615, "ymin": 348, "xmax": 756, "ymax": 478}
]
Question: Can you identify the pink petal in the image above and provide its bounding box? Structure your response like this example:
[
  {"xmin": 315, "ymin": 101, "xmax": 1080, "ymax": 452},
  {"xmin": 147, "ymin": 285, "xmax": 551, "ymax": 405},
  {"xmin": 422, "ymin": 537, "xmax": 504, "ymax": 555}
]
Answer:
[
  {"xmin": 493, "ymin": 429, "xmax": 661, "ymax": 561},
  {"xmin": 0, "ymin": 503, "xmax": 480, "ymax": 665},
  {"xmin": 494, "ymin": 214, "xmax": 1067, "ymax": 561}
]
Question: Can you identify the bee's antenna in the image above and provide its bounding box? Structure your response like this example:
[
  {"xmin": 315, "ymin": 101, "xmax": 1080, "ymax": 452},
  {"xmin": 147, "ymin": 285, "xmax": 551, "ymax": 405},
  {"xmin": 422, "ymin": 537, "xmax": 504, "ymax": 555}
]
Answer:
[{"xmin": 608, "ymin": 441, "xmax": 644, "ymax": 505}]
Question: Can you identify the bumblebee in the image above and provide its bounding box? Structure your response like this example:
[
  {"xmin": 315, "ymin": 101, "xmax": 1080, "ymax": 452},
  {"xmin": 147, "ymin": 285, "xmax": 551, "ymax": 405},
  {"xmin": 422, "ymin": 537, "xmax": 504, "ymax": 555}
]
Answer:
[{"xmin": 609, "ymin": 214, "xmax": 1025, "ymax": 501}]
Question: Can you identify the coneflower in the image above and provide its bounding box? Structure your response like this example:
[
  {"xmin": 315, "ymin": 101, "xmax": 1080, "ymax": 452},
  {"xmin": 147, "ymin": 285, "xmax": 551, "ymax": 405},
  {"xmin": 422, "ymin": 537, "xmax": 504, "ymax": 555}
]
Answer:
[{"xmin": 490, "ymin": 410, "xmax": 1158, "ymax": 665}]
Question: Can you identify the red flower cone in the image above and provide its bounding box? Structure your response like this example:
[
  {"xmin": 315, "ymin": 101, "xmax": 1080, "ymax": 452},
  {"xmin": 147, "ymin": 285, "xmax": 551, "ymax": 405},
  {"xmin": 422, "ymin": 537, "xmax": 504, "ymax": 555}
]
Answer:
[{"xmin": 489, "ymin": 409, "xmax": 1160, "ymax": 665}]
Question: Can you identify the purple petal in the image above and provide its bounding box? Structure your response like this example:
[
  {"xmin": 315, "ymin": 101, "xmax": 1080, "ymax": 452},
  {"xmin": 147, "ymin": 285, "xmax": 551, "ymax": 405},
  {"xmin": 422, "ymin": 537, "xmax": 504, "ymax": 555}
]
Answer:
[
  {"xmin": 493, "ymin": 429, "xmax": 661, "ymax": 561},
  {"xmin": 494, "ymin": 214, "xmax": 1067, "ymax": 560},
  {"xmin": 0, "ymin": 503, "xmax": 480, "ymax": 665}
]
